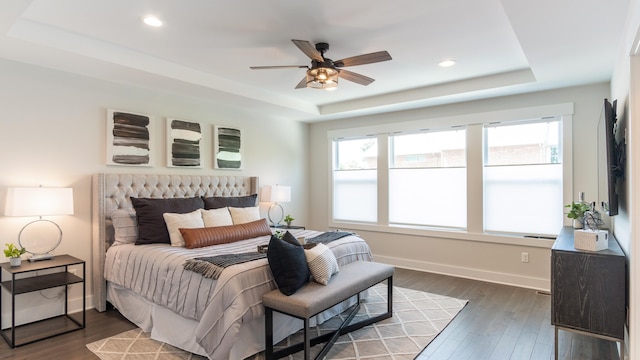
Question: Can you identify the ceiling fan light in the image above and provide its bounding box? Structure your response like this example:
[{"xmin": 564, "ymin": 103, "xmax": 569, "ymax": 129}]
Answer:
[{"xmin": 306, "ymin": 67, "xmax": 339, "ymax": 89}]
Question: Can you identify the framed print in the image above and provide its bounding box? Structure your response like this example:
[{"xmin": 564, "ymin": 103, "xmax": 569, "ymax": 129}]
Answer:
[
  {"xmin": 106, "ymin": 109, "xmax": 154, "ymax": 166},
  {"xmin": 214, "ymin": 125, "xmax": 242, "ymax": 169},
  {"xmin": 166, "ymin": 118, "xmax": 202, "ymax": 168}
]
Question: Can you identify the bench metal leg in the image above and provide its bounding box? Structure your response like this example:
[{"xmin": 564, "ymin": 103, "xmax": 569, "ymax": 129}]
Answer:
[
  {"xmin": 316, "ymin": 301, "xmax": 361, "ymax": 359},
  {"xmin": 388, "ymin": 276, "xmax": 393, "ymax": 315},
  {"xmin": 266, "ymin": 275, "xmax": 394, "ymax": 360},
  {"xmin": 265, "ymin": 307, "xmax": 274, "ymax": 360},
  {"xmin": 304, "ymin": 318, "xmax": 310, "ymax": 360}
]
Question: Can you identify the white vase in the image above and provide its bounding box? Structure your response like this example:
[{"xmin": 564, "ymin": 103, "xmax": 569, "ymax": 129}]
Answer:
[
  {"xmin": 9, "ymin": 257, "xmax": 21, "ymax": 267},
  {"xmin": 573, "ymin": 219, "xmax": 583, "ymax": 229}
]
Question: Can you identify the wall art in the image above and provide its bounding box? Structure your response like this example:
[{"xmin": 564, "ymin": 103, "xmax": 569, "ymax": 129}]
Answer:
[
  {"xmin": 106, "ymin": 109, "xmax": 154, "ymax": 166},
  {"xmin": 214, "ymin": 125, "xmax": 242, "ymax": 169},
  {"xmin": 166, "ymin": 118, "xmax": 202, "ymax": 167}
]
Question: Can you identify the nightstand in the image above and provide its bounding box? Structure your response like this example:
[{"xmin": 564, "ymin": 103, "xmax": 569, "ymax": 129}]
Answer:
[
  {"xmin": 270, "ymin": 225, "xmax": 306, "ymax": 230},
  {"xmin": 0, "ymin": 254, "xmax": 85, "ymax": 347}
]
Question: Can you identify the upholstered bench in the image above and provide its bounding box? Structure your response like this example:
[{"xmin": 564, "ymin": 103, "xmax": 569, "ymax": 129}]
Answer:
[{"xmin": 263, "ymin": 261, "xmax": 394, "ymax": 360}]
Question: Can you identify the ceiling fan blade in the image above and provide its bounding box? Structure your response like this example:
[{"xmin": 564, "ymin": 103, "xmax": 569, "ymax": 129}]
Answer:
[
  {"xmin": 291, "ymin": 39, "xmax": 324, "ymax": 62},
  {"xmin": 334, "ymin": 51, "xmax": 392, "ymax": 67},
  {"xmin": 339, "ymin": 69, "xmax": 375, "ymax": 86},
  {"xmin": 295, "ymin": 77, "xmax": 307, "ymax": 89},
  {"xmin": 250, "ymin": 65, "xmax": 308, "ymax": 70}
]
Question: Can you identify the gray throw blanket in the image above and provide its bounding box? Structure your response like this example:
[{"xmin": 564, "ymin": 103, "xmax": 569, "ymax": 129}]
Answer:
[
  {"xmin": 183, "ymin": 252, "xmax": 266, "ymax": 280},
  {"xmin": 184, "ymin": 231, "xmax": 356, "ymax": 279},
  {"xmin": 306, "ymin": 231, "xmax": 355, "ymax": 244}
]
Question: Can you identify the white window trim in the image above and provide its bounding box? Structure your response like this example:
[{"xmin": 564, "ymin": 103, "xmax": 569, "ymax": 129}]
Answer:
[{"xmin": 328, "ymin": 103, "xmax": 574, "ymax": 248}]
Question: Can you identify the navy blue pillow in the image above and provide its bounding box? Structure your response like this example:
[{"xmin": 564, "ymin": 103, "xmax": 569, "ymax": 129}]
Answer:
[
  {"xmin": 267, "ymin": 235, "xmax": 310, "ymax": 296},
  {"xmin": 282, "ymin": 231, "xmax": 301, "ymax": 246},
  {"xmin": 131, "ymin": 196, "xmax": 204, "ymax": 245}
]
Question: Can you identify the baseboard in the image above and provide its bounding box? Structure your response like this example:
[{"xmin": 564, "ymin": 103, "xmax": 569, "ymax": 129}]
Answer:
[{"xmin": 374, "ymin": 254, "xmax": 550, "ymax": 291}]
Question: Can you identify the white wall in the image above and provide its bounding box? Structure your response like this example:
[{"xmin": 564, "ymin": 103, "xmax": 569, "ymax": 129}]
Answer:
[
  {"xmin": 609, "ymin": 0, "xmax": 640, "ymax": 356},
  {"xmin": 0, "ymin": 59, "xmax": 309, "ymax": 326},
  {"xmin": 309, "ymin": 82, "xmax": 610, "ymax": 291}
]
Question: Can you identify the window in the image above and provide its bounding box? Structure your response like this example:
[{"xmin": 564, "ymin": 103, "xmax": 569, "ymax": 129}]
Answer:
[
  {"xmin": 327, "ymin": 103, "xmax": 572, "ymax": 240},
  {"xmin": 389, "ymin": 130, "xmax": 467, "ymax": 228},
  {"xmin": 332, "ymin": 137, "xmax": 377, "ymax": 222},
  {"xmin": 484, "ymin": 120, "xmax": 563, "ymax": 234}
]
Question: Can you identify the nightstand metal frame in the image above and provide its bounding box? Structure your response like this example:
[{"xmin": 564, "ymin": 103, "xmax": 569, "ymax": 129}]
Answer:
[{"xmin": 0, "ymin": 254, "xmax": 85, "ymax": 347}]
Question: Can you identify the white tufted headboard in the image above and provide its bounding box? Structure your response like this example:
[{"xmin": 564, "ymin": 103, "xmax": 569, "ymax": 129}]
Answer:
[{"xmin": 91, "ymin": 173, "xmax": 259, "ymax": 311}]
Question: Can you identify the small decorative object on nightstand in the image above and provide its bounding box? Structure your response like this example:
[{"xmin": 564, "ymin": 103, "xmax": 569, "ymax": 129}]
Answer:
[
  {"xmin": 3, "ymin": 243, "xmax": 26, "ymax": 267},
  {"xmin": 284, "ymin": 214, "xmax": 294, "ymax": 227}
]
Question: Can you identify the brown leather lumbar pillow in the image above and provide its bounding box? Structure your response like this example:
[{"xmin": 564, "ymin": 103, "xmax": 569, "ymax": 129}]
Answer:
[{"xmin": 180, "ymin": 218, "xmax": 272, "ymax": 249}]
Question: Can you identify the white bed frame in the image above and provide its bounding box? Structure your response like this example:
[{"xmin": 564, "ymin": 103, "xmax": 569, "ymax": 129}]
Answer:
[{"xmin": 91, "ymin": 173, "xmax": 259, "ymax": 312}]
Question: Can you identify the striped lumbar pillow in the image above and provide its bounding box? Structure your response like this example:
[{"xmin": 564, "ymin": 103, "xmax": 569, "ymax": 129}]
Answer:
[{"xmin": 304, "ymin": 243, "xmax": 339, "ymax": 285}]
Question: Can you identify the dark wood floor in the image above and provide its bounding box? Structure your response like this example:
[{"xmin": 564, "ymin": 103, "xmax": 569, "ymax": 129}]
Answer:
[
  {"xmin": 0, "ymin": 268, "xmax": 619, "ymax": 360},
  {"xmin": 395, "ymin": 268, "xmax": 620, "ymax": 360}
]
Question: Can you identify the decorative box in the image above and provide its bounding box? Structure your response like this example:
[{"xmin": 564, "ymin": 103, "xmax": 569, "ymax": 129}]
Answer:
[{"xmin": 574, "ymin": 229, "xmax": 609, "ymax": 251}]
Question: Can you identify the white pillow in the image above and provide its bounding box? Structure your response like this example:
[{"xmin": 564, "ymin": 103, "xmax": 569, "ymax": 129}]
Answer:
[
  {"xmin": 163, "ymin": 209, "xmax": 205, "ymax": 247},
  {"xmin": 228, "ymin": 206, "xmax": 261, "ymax": 224},
  {"xmin": 304, "ymin": 243, "xmax": 340, "ymax": 285},
  {"xmin": 201, "ymin": 208, "xmax": 233, "ymax": 227},
  {"xmin": 111, "ymin": 209, "xmax": 138, "ymax": 246}
]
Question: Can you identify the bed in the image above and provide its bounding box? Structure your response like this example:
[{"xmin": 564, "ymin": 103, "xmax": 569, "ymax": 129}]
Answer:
[{"xmin": 91, "ymin": 173, "xmax": 373, "ymax": 359}]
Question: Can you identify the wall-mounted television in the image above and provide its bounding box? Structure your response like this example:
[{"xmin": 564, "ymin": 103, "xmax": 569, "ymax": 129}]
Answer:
[{"xmin": 597, "ymin": 98, "xmax": 623, "ymax": 216}]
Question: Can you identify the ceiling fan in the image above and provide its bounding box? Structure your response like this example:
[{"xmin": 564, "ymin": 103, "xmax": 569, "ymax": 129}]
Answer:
[{"xmin": 250, "ymin": 39, "xmax": 392, "ymax": 90}]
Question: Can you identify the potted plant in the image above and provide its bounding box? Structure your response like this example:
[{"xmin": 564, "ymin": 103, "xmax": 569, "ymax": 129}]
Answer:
[
  {"xmin": 284, "ymin": 214, "xmax": 294, "ymax": 227},
  {"xmin": 4, "ymin": 243, "xmax": 26, "ymax": 267},
  {"xmin": 565, "ymin": 202, "xmax": 591, "ymax": 229}
]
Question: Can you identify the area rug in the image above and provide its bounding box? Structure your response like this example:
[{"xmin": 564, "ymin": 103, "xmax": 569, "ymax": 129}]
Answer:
[{"xmin": 86, "ymin": 284, "xmax": 467, "ymax": 360}]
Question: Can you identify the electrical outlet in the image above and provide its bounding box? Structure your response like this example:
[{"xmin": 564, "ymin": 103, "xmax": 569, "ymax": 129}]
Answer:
[{"xmin": 521, "ymin": 252, "xmax": 529, "ymax": 263}]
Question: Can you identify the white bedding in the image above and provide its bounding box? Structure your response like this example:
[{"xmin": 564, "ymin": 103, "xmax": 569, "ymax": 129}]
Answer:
[{"xmin": 104, "ymin": 229, "xmax": 373, "ymax": 359}]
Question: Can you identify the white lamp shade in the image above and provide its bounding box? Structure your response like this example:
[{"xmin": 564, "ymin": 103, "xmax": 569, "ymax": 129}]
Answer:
[
  {"xmin": 261, "ymin": 185, "xmax": 291, "ymax": 203},
  {"xmin": 5, "ymin": 187, "xmax": 74, "ymax": 217}
]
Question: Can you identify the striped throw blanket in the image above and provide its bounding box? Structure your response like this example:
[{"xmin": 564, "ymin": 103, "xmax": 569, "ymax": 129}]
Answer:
[{"xmin": 183, "ymin": 252, "xmax": 266, "ymax": 279}]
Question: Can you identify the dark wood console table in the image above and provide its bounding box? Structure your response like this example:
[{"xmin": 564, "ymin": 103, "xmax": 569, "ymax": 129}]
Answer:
[{"xmin": 551, "ymin": 226, "xmax": 626, "ymax": 359}]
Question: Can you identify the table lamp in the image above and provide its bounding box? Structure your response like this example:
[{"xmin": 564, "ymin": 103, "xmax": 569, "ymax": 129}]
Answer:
[
  {"xmin": 4, "ymin": 187, "xmax": 74, "ymax": 261},
  {"xmin": 261, "ymin": 185, "xmax": 290, "ymax": 227}
]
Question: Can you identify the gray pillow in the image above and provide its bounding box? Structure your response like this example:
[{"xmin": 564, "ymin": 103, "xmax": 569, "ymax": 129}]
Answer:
[
  {"xmin": 111, "ymin": 209, "xmax": 137, "ymax": 246},
  {"xmin": 202, "ymin": 194, "xmax": 257, "ymax": 209}
]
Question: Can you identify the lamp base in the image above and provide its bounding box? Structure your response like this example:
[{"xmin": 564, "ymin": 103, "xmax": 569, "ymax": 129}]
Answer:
[
  {"xmin": 28, "ymin": 253, "xmax": 54, "ymax": 262},
  {"xmin": 267, "ymin": 203, "xmax": 284, "ymax": 227},
  {"xmin": 19, "ymin": 219, "xmax": 63, "ymax": 261}
]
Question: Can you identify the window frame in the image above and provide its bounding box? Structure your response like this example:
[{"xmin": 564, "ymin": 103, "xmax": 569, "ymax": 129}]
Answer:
[{"xmin": 327, "ymin": 103, "xmax": 574, "ymax": 247}]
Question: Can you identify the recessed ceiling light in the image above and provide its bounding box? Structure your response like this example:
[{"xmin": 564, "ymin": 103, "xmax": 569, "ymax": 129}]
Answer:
[
  {"xmin": 143, "ymin": 15, "xmax": 163, "ymax": 27},
  {"xmin": 438, "ymin": 59, "xmax": 456, "ymax": 67}
]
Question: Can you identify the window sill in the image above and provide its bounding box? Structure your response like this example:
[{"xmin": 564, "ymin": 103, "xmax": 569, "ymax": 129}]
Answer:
[{"xmin": 328, "ymin": 221, "xmax": 556, "ymax": 249}]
